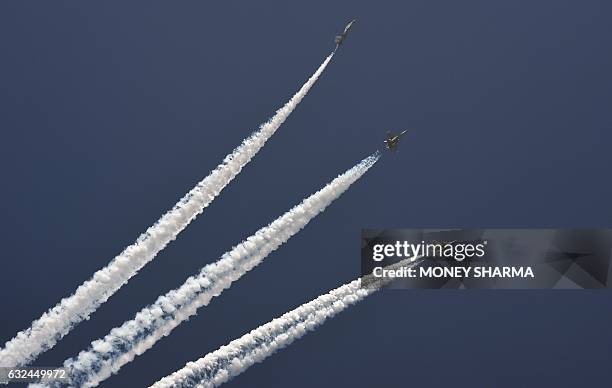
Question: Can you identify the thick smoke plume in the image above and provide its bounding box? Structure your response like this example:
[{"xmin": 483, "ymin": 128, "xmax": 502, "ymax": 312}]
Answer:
[
  {"xmin": 0, "ymin": 52, "xmax": 335, "ymax": 368},
  {"xmin": 45, "ymin": 151, "xmax": 378, "ymax": 387}
]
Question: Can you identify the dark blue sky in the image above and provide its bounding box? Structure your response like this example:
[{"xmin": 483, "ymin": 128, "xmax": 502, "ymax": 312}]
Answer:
[{"xmin": 1, "ymin": 1, "xmax": 611, "ymax": 387}]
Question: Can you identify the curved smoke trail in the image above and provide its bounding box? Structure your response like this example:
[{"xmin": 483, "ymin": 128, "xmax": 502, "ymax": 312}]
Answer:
[
  {"xmin": 0, "ymin": 52, "xmax": 335, "ymax": 368},
  {"xmin": 149, "ymin": 257, "xmax": 422, "ymax": 388},
  {"xmin": 40, "ymin": 152, "xmax": 379, "ymax": 388}
]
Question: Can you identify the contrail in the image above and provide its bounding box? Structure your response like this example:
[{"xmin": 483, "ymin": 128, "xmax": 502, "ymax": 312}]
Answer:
[
  {"xmin": 150, "ymin": 257, "xmax": 421, "ymax": 388},
  {"xmin": 41, "ymin": 152, "xmax": 379, "ymax": 388},
  {"xmin": 148, "ymin": 256, "xmax": 422, "ymax": 388},
  {"xmin": 0, "ymin": 51, "xmax": 335, "ymax": 368}
]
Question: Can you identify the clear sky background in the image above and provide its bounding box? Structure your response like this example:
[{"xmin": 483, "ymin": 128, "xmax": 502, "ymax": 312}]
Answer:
[{"xmin": 1, "ymin": 1, "xmax": 611, "ymax": 387}]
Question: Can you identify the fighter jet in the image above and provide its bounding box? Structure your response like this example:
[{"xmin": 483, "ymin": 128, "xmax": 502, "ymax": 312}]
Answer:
[
  {"xmin": 335, "ymin": 19, "xmax": 356, "ymax": 48},
  {"xmin": 384, "ymin": 130, "xmax": 409, "ymax": 151}
]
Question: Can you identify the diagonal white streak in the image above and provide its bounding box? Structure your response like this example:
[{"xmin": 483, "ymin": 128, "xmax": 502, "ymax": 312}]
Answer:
[
  {"xmin": 40, "ymin": 151, "xmax": 379, "ymax": 388},
  {"xmin": 0, "ymin": 52, "xmax": 335, "ymax": 369},
  {"xmin": 149, "ymin": 256, "xmax": 422, "ymax": 388}
]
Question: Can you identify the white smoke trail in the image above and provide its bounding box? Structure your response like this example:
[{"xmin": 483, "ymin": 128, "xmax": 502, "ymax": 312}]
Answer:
[
  {"xmin": 149, "ymin": 256, "xmax": 422, "ymax": 388},
  {"xmin": 42, "ymin": 152, "xmax": 379, "ymax": 388},
  {"xmin": 0, "ymin": 52, "xmax": 335, "ymax": 369}
]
